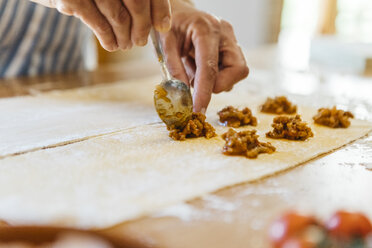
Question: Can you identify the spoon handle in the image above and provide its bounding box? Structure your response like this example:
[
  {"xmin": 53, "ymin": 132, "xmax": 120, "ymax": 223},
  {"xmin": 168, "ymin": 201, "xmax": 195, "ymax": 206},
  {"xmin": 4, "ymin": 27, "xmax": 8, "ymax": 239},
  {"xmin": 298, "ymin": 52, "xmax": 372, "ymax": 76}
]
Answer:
[{"xmin": 150, "ymin": 28, "xmax": 172, "ymax": 82}]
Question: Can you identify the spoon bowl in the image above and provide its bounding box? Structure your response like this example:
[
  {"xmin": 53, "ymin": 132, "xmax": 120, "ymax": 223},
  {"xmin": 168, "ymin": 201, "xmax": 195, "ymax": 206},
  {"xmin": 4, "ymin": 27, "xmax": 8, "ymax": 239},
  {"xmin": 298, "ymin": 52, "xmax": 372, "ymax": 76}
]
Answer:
[
  {"xmin": 154, "ymin": 79, "xmax": 193, "ymax": 128},
  {"xmin": 150, "ymin": 28, "xmax": 193, "ymax": 128}
]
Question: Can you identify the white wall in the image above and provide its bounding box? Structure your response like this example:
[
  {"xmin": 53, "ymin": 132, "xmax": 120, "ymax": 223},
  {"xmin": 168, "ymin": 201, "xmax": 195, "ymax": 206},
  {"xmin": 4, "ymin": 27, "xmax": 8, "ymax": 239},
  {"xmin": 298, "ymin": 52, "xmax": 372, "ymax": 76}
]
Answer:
[
  {"xmin": 194, "ymin": 0, "xmax": 280, "ymax": 49},
  {"xmin": 126, "ymin": 0, "xmax": 280, "ymax": 62}
]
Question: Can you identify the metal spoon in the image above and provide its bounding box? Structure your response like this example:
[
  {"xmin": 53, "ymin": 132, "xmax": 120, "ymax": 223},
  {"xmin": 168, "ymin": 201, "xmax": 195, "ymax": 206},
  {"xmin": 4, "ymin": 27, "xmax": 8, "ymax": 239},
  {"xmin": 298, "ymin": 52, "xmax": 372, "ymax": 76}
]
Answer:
[{"xmin": 150, "ymin": 29, "xmax": 193, "ymax": 129}]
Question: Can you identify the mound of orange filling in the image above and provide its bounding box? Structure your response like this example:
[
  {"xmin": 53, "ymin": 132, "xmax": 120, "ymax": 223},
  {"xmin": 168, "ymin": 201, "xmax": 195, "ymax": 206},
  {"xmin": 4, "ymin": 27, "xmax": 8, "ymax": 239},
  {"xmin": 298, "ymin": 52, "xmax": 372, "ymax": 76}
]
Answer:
[
  {"xmin": 266, "ymin": 115, "xmax": 313, "ymax": 141},
  {"xmin": 218, "ymin": 106, "xmax": 257, "ymax": 128},
  {"xmin": 222, "ymin": 128, "xmax": 276, "ymax": 158},
  {"xmin": 313, "ymin": 107, "xmax": 354, "ymax": 128},
  {"xmin": 168, "ymin": 113, "xmax": 216, "ymax": 141},
  {"xmin": 260, "ymin": 96, "xmax": 297, "ymax": 115}
]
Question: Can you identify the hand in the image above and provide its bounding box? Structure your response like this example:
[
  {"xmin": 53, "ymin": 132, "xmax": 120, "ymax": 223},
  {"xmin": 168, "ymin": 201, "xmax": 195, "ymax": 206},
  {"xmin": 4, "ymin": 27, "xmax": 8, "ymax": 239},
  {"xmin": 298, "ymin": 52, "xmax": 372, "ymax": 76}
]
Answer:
[
  {"xmin": 33, "ymin": 0, "xmax": 172, "ymax": 51},
  {"xmin": 160, "ymin": 0, "xmax": 249, "ymax": 113}
]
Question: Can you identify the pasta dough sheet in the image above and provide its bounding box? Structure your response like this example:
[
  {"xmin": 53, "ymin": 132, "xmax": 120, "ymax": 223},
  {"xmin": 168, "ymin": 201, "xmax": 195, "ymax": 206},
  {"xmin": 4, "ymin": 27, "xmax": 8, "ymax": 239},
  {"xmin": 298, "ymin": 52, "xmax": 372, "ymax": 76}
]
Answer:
[
  {"xmin": 0, "ymin": 102, "xmax": 370, "ymax": 229},
  {"xmin": 0, "ymin": 76, "xmax": 162, "ymax": 158},
  {"xmin": 0, "ymin": 75, "xmax": 265, "ymax": 158}
]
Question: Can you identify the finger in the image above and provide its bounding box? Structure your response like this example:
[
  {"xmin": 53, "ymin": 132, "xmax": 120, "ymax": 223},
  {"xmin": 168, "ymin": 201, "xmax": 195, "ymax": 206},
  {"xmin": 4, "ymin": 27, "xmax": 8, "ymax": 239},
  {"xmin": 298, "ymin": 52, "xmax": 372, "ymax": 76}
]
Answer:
[
  {"xmin": 124, "ymin": 0, "xmax": 152, "ymax": 46},
  {"xmin": 73, "ymin": 0, "xmax": 117, "ymax": 51},
  {"xmin": 183, "ymin": 56, "xmax": 196, "ymax": 86},
  {"xmin": 214, "ymin": 66, "xmax": 248, "ymax": 93},
  {"xmin": 95, "ymin": 0, "xmax": 132, "ymax": 50},
  {"xmin": 151, "ymin": 0, "xmax": 172, "ymax": 32},
  {"xmin": 213, "ymin": 45, "xmax": 249, "ymax": 93},
  {"xmin": 214, "ymin": 21, "xmax": 248, "ymax": 93},
  {"xmin": 52, "ymin": 0, "xmax": 74, "ymax": 15},
  {"xmin": 192, "ymin": 23, "xmax": 220, "ymax": 113},
  {"xmin": 161, "ymin": 34, "xmax": 189, "ymax": 85}
]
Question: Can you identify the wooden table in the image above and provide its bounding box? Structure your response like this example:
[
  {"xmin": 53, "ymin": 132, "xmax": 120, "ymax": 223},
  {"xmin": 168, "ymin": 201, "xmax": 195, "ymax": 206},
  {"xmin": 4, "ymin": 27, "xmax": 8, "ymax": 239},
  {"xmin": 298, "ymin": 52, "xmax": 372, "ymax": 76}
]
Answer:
[{"xmin": 1, "ymin": 46, "xmax": 371, "ymax": 248}]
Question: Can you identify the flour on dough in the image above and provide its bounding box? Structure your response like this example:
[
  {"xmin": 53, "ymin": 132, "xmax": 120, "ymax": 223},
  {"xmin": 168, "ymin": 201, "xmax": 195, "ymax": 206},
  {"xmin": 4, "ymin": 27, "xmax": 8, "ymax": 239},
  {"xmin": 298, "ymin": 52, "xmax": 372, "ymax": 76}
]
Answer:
[
  {"xmin": 0, "ymin": 76, "xmax": 161, "ymax": 158},
  {"xmin": 0, "ymin": 105, "xmax": 370, "ymax": 228}
]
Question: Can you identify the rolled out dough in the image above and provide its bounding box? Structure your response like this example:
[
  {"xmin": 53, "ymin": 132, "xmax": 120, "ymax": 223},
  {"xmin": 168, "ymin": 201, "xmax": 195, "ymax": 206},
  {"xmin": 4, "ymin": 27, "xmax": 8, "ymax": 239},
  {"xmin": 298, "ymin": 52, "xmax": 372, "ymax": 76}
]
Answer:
[
  {"xmin": 0, "ymin": 76, "xmax": 161, "ymax": 158},
  {"xmin": 0, "ymin": 83, "xmax": 370, "ymax": 228}
]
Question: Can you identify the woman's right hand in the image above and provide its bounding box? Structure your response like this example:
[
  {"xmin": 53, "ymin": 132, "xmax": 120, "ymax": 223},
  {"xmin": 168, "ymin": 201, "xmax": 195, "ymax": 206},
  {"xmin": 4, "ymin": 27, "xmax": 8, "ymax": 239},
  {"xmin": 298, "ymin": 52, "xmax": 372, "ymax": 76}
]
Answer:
[{"xmin": 32, "ymin": 0, "xmax": 172, "ymax": 51}]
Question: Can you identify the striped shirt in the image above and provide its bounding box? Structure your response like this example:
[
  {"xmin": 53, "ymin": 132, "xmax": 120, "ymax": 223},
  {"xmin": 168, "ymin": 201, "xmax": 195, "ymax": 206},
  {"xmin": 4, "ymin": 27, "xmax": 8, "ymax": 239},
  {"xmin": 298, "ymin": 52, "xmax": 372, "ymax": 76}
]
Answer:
[{"xmin": 0, "ymin": 0, "xmax": 97, "ymax": 79}]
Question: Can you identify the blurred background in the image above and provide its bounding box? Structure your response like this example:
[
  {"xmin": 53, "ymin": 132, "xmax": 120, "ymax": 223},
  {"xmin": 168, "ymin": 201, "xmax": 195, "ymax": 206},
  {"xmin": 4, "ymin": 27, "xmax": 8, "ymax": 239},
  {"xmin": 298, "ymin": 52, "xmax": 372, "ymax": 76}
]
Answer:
[{"xmin": 98, "ymin": 0, "xmax": 372, "ymax": 77}]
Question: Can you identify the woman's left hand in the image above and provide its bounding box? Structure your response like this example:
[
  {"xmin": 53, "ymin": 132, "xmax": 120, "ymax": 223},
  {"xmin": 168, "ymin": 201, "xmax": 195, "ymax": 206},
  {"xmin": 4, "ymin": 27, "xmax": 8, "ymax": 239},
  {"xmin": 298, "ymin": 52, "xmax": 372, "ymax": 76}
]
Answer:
[{"xmin": 160, "ymin": 0, "xmax": 249, "ymax": 113}]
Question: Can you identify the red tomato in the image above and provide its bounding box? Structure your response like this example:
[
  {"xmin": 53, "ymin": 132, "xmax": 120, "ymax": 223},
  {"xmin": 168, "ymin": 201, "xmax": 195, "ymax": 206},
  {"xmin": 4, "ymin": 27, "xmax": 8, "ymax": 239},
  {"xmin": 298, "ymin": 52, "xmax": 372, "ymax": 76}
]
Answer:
[
  {"xmin": 269, "ymin": 211, "xmax": 318, "ymax": 248},
  {"xmin": 326, "ymin": 210, "xmax": 372, "ymax": 239}
]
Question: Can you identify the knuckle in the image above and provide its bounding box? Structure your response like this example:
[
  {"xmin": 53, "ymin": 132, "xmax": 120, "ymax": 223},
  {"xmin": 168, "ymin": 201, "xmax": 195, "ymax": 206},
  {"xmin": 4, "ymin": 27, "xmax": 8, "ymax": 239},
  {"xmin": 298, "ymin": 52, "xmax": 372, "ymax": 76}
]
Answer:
[
  {"xmin": 194, "ymin": 15, "xmax": 208, "ymax": 26},
  {"xmin": 207, "ymin": 59, "xmax": 218, "ymax": 71},
  {"xmin": 207, "ymin": 59, "xmax": 218, "ymax": 68},
  {"xmin": 193, "ymin": 15, "xmax": 221, "ymax": 36},
  {"xmin": 96, "ymin": 20, "xmax": 112, "ymax": 34},
  {"xmin": 208, "ymin": 15, "xmax": 221, "ymax": 29},
  {"xmin": 112, "ymin": 7, "xmax": 130, "ymax": 26},
  {"xmin": 126, "ymin": 0, "xmax": 147, "ymax": 14},
  {"xmin": 221, "ymin": 20, "xmax": 233, "ymax": 31},
  {"xmin": 206, "ymin": 59, "xmax": 219, "ymax": 81},
  {"xmin": 241, "ymin": 65, "xmax": 249, "ymax": 78}
]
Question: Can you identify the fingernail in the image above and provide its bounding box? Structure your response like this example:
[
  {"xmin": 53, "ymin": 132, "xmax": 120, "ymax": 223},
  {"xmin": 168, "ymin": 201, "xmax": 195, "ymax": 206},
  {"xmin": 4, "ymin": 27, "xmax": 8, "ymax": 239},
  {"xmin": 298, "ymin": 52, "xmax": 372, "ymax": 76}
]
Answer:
[
  {"xmin": 107, "ymin": 45, "xmax": 117, "ymax": 52},
  {"xmin": 200, "ymin": 108, "xmax": 206, "ymax": 114},
  {"xmin": 159, "ymin": 16, "xmax": 171, "ymax": 32},
  {"xmin": 136, "ymin": 37, "xmax": 148, "ymax": 46}
]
